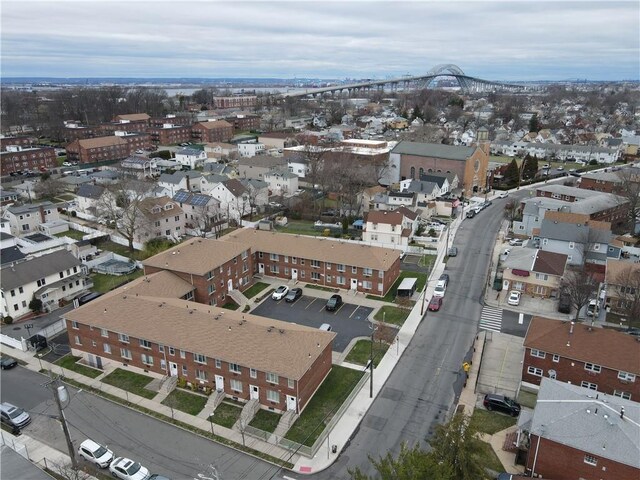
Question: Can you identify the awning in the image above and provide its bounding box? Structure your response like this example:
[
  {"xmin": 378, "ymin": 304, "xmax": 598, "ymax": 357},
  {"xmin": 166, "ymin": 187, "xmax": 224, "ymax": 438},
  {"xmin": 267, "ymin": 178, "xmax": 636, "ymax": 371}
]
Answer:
[{"xmin": 512, "ymin": 269, "xmax": 530, "ymax": 277}]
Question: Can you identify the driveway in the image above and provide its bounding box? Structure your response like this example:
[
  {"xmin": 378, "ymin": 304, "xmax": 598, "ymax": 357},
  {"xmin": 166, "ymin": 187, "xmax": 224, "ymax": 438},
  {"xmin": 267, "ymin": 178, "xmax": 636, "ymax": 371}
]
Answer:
[
  {"xmin": 251, "ymin": 295, "xmax": 374, "ymax": 352},
  {"xmin": 0, "ymin": 303, "xmax": 75, "ymax": 340}
]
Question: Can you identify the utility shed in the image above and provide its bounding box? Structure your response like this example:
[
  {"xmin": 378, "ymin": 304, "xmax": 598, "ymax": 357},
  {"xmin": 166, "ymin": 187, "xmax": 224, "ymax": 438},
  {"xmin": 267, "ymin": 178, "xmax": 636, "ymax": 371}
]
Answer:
[{"xmin": 396, "ymin": 277, "xmax": 417, "ymax": 297}]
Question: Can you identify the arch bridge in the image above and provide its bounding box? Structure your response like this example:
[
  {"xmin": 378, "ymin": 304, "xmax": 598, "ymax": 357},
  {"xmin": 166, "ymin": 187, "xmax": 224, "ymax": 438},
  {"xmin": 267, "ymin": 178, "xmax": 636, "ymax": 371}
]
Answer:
[{"xmin": 281, "ymin": 64, "xmax": 526, "ymax": 98}]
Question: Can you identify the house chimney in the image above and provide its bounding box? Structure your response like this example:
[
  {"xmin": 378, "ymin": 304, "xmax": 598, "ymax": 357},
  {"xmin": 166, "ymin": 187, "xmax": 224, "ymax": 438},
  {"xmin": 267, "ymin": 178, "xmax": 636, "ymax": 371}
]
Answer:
[
  {"xmin": 39, "ymin": 205, "xmax": 46, "ymax": 223},
  {"xmin": 186, "ymin": 175, "xmax": 191, "ymax": 191}
]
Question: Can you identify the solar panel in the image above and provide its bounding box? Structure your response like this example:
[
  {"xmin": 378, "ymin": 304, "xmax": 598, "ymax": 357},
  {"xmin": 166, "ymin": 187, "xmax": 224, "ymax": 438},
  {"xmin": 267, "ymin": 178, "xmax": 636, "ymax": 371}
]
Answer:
[
  {"xmin": 173, "ymin": 191, "xmax": 190, "ymax": 203},
  {"xmin": 191, "ymin": 194, "xmax": 210, "ymax": 206}
]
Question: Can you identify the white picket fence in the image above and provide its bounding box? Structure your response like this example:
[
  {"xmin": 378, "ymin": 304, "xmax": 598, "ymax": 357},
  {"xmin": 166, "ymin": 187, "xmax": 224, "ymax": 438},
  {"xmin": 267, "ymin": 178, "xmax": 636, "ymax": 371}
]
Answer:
[{"xmin": 0, "ymin": 334, "xmax": 28, "ymax": 351}]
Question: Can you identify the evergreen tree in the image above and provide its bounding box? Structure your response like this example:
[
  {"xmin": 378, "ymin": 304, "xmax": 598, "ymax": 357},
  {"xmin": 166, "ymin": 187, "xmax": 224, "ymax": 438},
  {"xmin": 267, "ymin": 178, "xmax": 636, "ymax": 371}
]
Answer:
[
  {"xmin": 503, "ymin": 158, "xmax": 520, "ymax": 186},
  {"xmin": 528, "ymin": 114, "xmax": 540, "ymax": 133}
]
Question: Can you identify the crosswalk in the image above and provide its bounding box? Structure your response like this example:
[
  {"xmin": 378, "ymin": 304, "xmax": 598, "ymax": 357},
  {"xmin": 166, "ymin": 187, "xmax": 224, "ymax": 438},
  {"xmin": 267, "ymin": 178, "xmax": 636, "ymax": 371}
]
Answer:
[{"xmin": 480, "ymin": 305, "xmax": 503, "ymax": 333}]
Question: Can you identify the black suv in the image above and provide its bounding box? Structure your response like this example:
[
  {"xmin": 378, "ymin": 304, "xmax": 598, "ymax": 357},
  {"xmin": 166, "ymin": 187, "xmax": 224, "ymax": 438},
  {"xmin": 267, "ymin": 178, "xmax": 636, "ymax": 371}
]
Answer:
[
  {"xmin": 558, "ymin": 290, "xmax": 571, "ymax": 314},
  {"xmin": 325, "ymin": 294, "xmax": 343, "ymax": 312},
  {"xmin": 483, "ymin": 394, "xmax": 521, "ymax": 417}
]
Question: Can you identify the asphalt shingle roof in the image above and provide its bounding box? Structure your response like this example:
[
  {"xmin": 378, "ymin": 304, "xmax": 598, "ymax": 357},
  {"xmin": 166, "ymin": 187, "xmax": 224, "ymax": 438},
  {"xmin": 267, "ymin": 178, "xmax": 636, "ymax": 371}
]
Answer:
[
  {"xmin": 0, "ymin": 250, "xmax": 81, "ymax": 290},
  {"xmin": 391, "ymin": 141, "xmax": 476, "ymax": 161}
]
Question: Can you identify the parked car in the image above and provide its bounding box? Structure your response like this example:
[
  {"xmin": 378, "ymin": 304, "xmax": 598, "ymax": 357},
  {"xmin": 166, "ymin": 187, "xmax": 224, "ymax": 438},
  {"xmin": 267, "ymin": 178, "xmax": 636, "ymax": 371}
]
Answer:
[
  {"xmin": 62, "ymin": 161, "xmax": 73, "ymax": 167},
  {"xmin": 483, "ymin": 393, "xmax": 521, "ymax": 417},
  {"xmin": 433, "ymin": 280, "xmax": 447, "ymax": 298},
  {"xmin": 284, "ymin": 288, "xmax": 303, "ymax": 303},
  {"xmin": 558, "ymin": 290, "xmax": 572, "ymax": 314},
  {"xmin": 508, "ymin": 239, "xmax": 523, "ymax": 246},
  {"xmin": 507, "ymin": 290, "xmax": 521, "ymax": 306},
  {"xmin": 439, "ymin": 273, "xmax": 450, "ymax": 287},
  {"xmin": 448, "ymin": 246, "xmax": 458, "ymax": 257},
  {"xmin": 0, "ymin": 402, "xmax": 31, "ymax": 429},
  {"xmin": 466, "ymin": 210, "xmax": 476, "ymax": 219},
  {"xmin": 497, "ymin": 192, "xmax": 509, "ymax": 199},
  {"xmin": 109, "ymin": 457, "xmax": 150, "ymax": 480},
  {"xmin": 78, "ymin": 439, "xmax": 114, "ymax": 468},
  {"xmin": 0, "ymin": 356, "xmax": 17, "ymax": 370},
  {"xmin": 271, "ymin": 285, "xmax": 289, "ymax": 300},
  {"xmin": 319, "ymin": 323, "xmax": 332, "ymax": 332},
  {"xmin": 148, "ymin": 475, "xmax": 172, "ymax": 480},
  {"xmin": 428, "ymin": 296, "xmax": 442, "ymax": 312},
  {"xmin": 325, "ymin": 294, "xmax": 343, "ymax": 311},
  {"xmin": 586, "ymin": 299, "xmax": 599, "ymax": 317}
]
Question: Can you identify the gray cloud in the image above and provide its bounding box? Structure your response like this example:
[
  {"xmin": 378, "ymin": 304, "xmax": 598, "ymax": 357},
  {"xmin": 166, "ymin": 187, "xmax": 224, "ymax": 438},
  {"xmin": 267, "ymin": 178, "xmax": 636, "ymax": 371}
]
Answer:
[{"xmin": 1, "ymin": 1, "xmax": 638, "ymax": 80}]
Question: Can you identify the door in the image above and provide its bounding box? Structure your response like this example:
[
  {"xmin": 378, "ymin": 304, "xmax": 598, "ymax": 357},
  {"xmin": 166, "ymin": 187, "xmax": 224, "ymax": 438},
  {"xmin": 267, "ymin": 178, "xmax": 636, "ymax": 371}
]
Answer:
[
  {"xmin": 286, "ymin": 395, "xmax": 297, "ymax": 412},
  {"xmin": 96, "ymin": 356, "xmax": 102, "ymax": 369},
  {"xmin": 215, "ymin": 375, "xmax": 224, "ymax": 392},
  {"xmin": 258, "ymin": 263, "xmax": 264, "ymax": 274},
  {"xmin": 250, "ymin": 385, "xmax": 259, "ymax": 400},
  {"xmin": 350, "ymin": 278, "xmax": 358, "ymax": 290},
  {"xmin": 227, "ymin": 279, "xmax": 233, "ymax": 291},
  {"xmin": 169, "ymin": 362, "xmax": 178, "ymax": 377},
  {"xmin": 292, "ymin": 269, "xmax": 298, "ymax": 281}
]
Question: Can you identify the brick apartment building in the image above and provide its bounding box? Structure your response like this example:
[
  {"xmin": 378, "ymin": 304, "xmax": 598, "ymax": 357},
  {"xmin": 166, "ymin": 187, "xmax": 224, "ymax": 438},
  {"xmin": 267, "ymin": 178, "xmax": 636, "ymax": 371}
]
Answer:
[
  {"xmin": 191, "ymin": 121, "xmax": 234, "ymax": 143},
  {"xmin": 522, "ymin": 317, "xmax": 639, "ymax": 400},
  {"xmin": 0, "ymin": 136, "xmax": 37, "ymax": 151},
  {"xmin": 523, "ymin": 378, "xmax": 639, "ymax": 480},
  {"xmin": 0, "ymin": 146, "xmax": 57, "ymax": 175},
  {"xmin": 63, "ymin": 123, "xmax": 101, "ymax": 142},
  {"xmin": 147, "ymin": 124, "xmax": 192, "ymax": 145},
  {"xmin": 113, "ymin": 113, "xmax": 151, "ymax": 127},
  {"xmin": 225, "ymin": 114, "xmax": 261, "ymax": 132},
  {"xmin": 64, "ymin": 271, "xmax": 334, "ymax": 413},
  {"xmin": 66, "ymin": 133, "xmax": 151, "ymax": 164},
  {"xmin": 211, "ymin": 96, "xmax": 257, "ymax": 109}
]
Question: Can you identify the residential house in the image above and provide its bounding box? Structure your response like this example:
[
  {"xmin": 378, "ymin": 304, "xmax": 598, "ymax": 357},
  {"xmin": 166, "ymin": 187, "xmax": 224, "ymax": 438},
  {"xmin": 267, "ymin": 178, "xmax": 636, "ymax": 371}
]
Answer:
[
  {"xmin": 536, "ymin": 212, "xmax": 612, "ymax": 266},
  {"xmin": 133, "ymin": 196, "xmax": 185, "ymax": 244},
  {"xmin": 208, "ymin": 178, "xmax": 251, "ymax": 222},
  {"xmin": 579, "ymin": 171, "xmax": 625, "ymax": 193},
  {"xmin": 175, "ymin": 147, "xmax": 207, "ymax": 170},
  {"xmin": 522, "ymin": 316, "xmax": 640, "ymax": 400},
  {"xmin": 3, "ymin": 202, "xmax": 60, "ymax": 236},
  {"xmin": 237, "ymin": 142, "xmax": 266, "ymax": 158},
  {"xmin": 120, "ymin": 156, "xmax": 159, "ymax": 179},
  {"xmin": 238, "ymin": 156, "xmax": 287, "ymax": 180},
  {"xmin": 172, "ymin": 190, "xmax": 222, "ymax": 235},
  {"xmin": 0, "ymin": 188, "xmax": 19, "ymax": 206},
  {"xmin": 158, "ymin": 171, "xmax": 202, "ymax": 196},
  {"xmin": 113, "ymin": 113, "xmax": 151, "ymax": 127},
  {"xmin": 362, "ymin": 207, "xmax": 420, "ymax": 247},
  {"xmin": 520, "ymin": 378, "xmax": 639, "ymax": 480},
  {"xmin": 0, "ymin": 146, "xmax": 57, "ymax": 175},
  {"xmin": 1, "ymin": 249, "xmax": 89, "ymax": 319},
  {"xmin": 191, "ymin": 121, "xmax": 234, "ymax": 143},
  {"xmin": 203, "ymin": 142, "xmax": 237, "ymax": 159},
  {"xmin": 76, "ymin": 184, "xmax": 107, "ymax": 218},
  {"xmin": 497, "ymin": 141, "xmax": 620, "ymax": 163},
  {"xmin": 258, "ymin": 133, "xmax": 297, "ymax": 150},
  {"xmin": 419, "ymin": 172, "xmax": 459, "ymax": 194},
  {"xmin": 401, "ymin": 180, "xmax": 441, "ymax": 206},
  {"xmin": 64, "ymin": 270, "xmax": 333, "ymax": 413},
  {"xmin": 604, "ymin": 259, "xmax": 639, "ymax": 320},
  {"xmin": 391, "ymin": 141, "xmax": 490, "ymax": 197},
  {"xmin": 263, "ymin": 169, "xmax": 299, "ymax": 197},
  {"xmin": 501, "ymin": 249, "xmax": 568, "ymax": 298},
  {"xmin": 359, "ymin": 185, "xmax": 387, "ymax": 213}
]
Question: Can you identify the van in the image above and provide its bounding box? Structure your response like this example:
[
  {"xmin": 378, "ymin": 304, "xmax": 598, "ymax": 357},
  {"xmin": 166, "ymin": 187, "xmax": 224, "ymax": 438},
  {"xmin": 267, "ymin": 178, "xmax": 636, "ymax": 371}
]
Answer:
[
  {"xmin": 0, "ymin": 402, "xmax": 31, "ymax": 429},
  {"xmin": 586, "ymin": 299, "xmax": 598, "ymax": 317},
  {"xmin": 319, "ymin": 323, "xmax": 332, "ymax": 332}
]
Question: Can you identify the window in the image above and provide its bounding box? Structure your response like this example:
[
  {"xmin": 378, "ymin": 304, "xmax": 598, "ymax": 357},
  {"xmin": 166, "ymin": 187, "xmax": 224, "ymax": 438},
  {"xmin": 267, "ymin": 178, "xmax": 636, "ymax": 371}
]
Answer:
[
  {"xmin": 141, "ymin": 354, "xmax": 154, "ymax": 366},
  {"xmin": 584, "ymin": 363, "xmax": 601, "ymax": 373},
  {"xmin": 568, "ymin": 241, "xmax": 575, "ymax": 249},
  {"xmin": 74, "ymin": 335, "xmax": 81, "ymax": 345},
  {"xmin": 288, "ymin": 378, "xmax": 295, "ymax": 389},
  {"xmin": 71, "ymin": 321, "xmax": 79, "ymax": 329},
  {"xmin": 326, "ymin": 262, "xmax": 331, "ymax": 270},
  {"xmin": 215, "ymin": 359, "xmax": 221, "ymax": 369},
  {"xmin": 267, "ymin": 390, "xmax": 279, "ymax": 403},
  {"xmin": 194, "ymin": 353, "xmax": 207, "ymax": 364},
  {"xmin": 300, "ymin": 270, "xmax": 305, "ymax": 278},
  {"xmin": 527, "ymin": 366, "xmax": 543, "ymax": 377},
  {"xmin": 101, "ymin": 328, "xmax": 108, "ymax": 338},
  {"xmin": 59, "ymin": 272, "xmax": 64, "ymax": 279},
  {"xmin": 614, "ymin": 390, "xmax": 631, "ymax": 400},
  {"xmin": 18, "ymin": 287, "xmax": 23, "ymax": 294},
  {"xmin": 10, "ymin": 290, "xmax": 15, "ymax": 297},
  {"xmin": 168, "ymin": 346, "xmax": 175, "ymax": 355},
  {"xmin": 179, "ymin": 350, "xmax": 186, "ymax": 359},
  {"xmin": 118, "ymin": 333, "xmax": 129, "ymax": 343},
  {"xmin": 378, "ymin": 283, "xmax": 384, "ymax": 291},
  {"xmin": 229, "ymin": 363, "xmax": 241, "ymax": 373},
  {"xmin": 352, "ymin": 266, "xmax": 357, "ymax": 274},
  {"xmin": 581, "ymin": 381, "xmax": 598, "ymax": 390},
  {"xmin": 139, "ymin": 339, "xmax": 151, "ymax": 350},
  {"xmin": 270, "ymin": 265, "xmax": 279, "ymax": 274},
  {"xmin": 182, "ymin": 365, "xmax": 188, "ymax": 376},
  {"xmin": 336, "ymin": 276, "xmax": 345, "ymax": 285},
  {"xmin": 270, "ymin": 253, "xmax": 279, "ymax": 261},
  {"xmin": 258, "ymin": 252, "xmax": 263, "ymax": 259},
  {"xmin": 363, "ymin": 268, "xmax": 372, "ymax": 277},
  {"xmin": 103, "ymin": 344, "xmax": 111, "ymax": 354},
  {"xmin": 92, "ymin": 340, "xmax": 97, "ymax": 347},
  {"xmin": 583, "ymin": 454, "xmax": 597, "ymax": 466},
  {"xmin": 552, "ymin": 354, "xmax": 560, "ymax": 363},
  {"xmin": 363, "ymin": 281, "xmax": 372, "ymax": 289},
  {"xmin": 230, "ymin": 379, "xmax": 242, "ymax": 392},
  {"xmin": 266, "ymin": 372, "xmax": 279, "ymax": 384},
  {"xmin": 36, "ymin": 278, "xmax": 46, "ymax": 287},
  {"xmin": 196, "ymin": 369, "xmax": 207, "ymax": 381},
  {"xmin": 337, "ymin": 264, "xmax": 346, "ymax": 272},
  {"xmin": 618, "ymin": 371, "xmax": 636, "ymax": 382},
  {"xmin": 530, "ymin": 349, "xmax": 546, "ymax": 359},
  {"xmin": 120, "ymin": 348, "xmax": 132, "ymax": 360},
  {"xmin": 311, "ymin": 260, "xmax": 320, "ymax": 268},
  {"xmin": 311, "ymin": 272, "xmax": 321, "ymax": 281},
  {"xmin": 291, "ymin": 257, "xmax": 297, "ymax": 264}
]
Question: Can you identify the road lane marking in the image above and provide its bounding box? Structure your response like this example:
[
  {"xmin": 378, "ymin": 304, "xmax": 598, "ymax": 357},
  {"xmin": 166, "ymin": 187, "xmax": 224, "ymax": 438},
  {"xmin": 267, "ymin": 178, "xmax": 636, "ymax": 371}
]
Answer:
[{"xmin": 349, "ymin": 305, "xmax": 360, "ymax": 318}]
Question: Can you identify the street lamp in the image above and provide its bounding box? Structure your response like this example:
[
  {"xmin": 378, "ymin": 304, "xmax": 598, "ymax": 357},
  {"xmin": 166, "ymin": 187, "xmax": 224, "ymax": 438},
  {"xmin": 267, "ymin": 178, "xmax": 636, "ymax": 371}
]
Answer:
[{"xmin": 368, "ymin": 322, "xmax": 378, "ymax": 398}]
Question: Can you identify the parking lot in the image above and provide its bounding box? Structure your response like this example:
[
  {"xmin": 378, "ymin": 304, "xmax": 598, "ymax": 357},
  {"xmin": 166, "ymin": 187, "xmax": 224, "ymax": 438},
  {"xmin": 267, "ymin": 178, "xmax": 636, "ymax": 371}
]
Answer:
[{"xmin": 251, "ymin": 294, "xmax": 375, "ymax": 352}]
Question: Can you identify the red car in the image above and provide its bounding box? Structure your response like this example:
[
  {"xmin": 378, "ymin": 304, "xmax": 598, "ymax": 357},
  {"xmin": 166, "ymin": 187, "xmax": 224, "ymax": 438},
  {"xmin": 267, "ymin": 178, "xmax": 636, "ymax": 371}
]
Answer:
[{"xmin": 428, "ymin": 296, "xmax": 442, "ymax": 311}]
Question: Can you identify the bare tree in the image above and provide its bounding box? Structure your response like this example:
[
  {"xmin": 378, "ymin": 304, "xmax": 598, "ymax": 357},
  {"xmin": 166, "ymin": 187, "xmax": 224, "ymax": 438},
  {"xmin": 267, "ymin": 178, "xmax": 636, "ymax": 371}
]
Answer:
[
  {"xmin": 191, "ymin": 201, "xmax": 223, "ymax": 237},
  {"xmin": 33, "ymin": 176, "xmax": 65, "ymax": 200},
  {"xmin": 562, "ymin": 267, "xmax": 599, "ymax": 322},
  {"xmin": 503, "ymin": 199, "xmax": 519, "ymax": 231},
  {"xmin": 54, "ymin": 461, "xmax": 91, "ymax": 480},
  {"xmin": 95, "ymin": 178, "xmax": 155, "ymax": 252},
  {"xmin": 612, "ymin": 265, "xmax": 640, "ymax": 321},
  {"xmin": 615, "ymin": 169, "xmax": 640, "ymax": 232}
]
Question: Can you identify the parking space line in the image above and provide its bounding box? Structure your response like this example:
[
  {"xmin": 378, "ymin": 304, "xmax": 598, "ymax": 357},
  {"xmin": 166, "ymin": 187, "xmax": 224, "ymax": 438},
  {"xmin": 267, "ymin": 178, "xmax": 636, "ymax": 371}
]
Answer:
[
  {"xmin": 349, "ymin": 305, "xmax": 360, "ymax": 318},
  {"xmin": 305, "ymin": 298, "xmax": 317, "ymax": 309}
]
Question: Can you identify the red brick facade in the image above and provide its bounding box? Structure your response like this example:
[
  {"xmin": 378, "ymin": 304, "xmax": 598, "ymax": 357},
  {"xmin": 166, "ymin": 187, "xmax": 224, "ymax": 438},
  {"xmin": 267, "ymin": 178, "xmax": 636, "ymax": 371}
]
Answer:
[
  {"xmin": 526, "ymin": 435, "xmax": 638, "ymax": 480},
  {"xmin": 535, "ymin": 188, "xmax": 628, "ymax": 227},
  {"xmin": 225, "ymin": 115, "xmax": 261, "ymax": 132},
  {"xmin": 578, "ymin": 176, "xmax": 619, "ymax": 193},
  {"xmin": 191, "ymin": 121, "xmax": 234, "ymax": 143},
  {"xmin": 0, "ymin": 147, "xmax": 57, "ymax": 175},
  {"xmin": 147, "ymin": 125, "xmax": 192, "ymax": 145},
  {"xmin": 0, "ymin": 136, "xmax": 37, "ymax": 151},
  {"xmin": 212, "ymin": 96, "xmax": 257, "ymax": 109},
  {"xmin": 66, "ymin": 134, "xmax": 151, "ymax": 164}
]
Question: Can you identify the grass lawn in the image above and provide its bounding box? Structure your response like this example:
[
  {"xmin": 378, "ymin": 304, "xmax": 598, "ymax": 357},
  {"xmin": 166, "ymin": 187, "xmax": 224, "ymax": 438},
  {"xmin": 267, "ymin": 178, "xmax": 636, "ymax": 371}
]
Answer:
[
  {"xmin": 374, "ymin": 305, "xmax": 410, "ymax": 326},
  {"xmin": 285, "ymin": 365, "xmax": 364, "ymax": 446},
  {"xmin": 249, "ymin": 409, "xmax": 281, "ymax": 433},
  {"xmin": 344, "ymin": 339, "xmax": 389, "ymax": 367},
  {"xmin": 210, "ymin": 402, "xmax": 243, "ymax": 428},
  {"xmin": 469, "ymin": 409, "xmax": 517, "ymax": 435},
  {"xmin": 366, "ymin": 271, "xmax": 428, "ymax": 303},
  {"xmin": 101, "ymin": 368, "xmax": 156, "ymax": 399},
  {"xmin": 276, "ymin": 221, "xmax": 327, "ymax": 237},
  {"xmin": 517, "ymin": 390, "xmax": 538, "ymax": 409},
  {"xmin": 90, "ymin": 270, "xmax": 144, "ymax": 293},
  {"xmin": 54, "ymin": 355, "xmax": 102, "ymax": 379},
  {"xmin": 96, "ymin": 240, "xmax": 146, "ymax": 260},
  {"xmin": 162, "ymin": 389, "xmax": 208, "ymax": 416},
  {"xmin": 472, "ymin": 438, "xmax": 504, "ymax": 472},
  {"xmin": 419, "ymin": 254, "xmax": 436, "ymax": 268},
  {"xmin": 305, "ymin": 283, "xmax": 339, "ymax": 293},
  {"xmin": 54, "ymin": 229, "xmax": 85, "ymax": 241},
  {"xmin": 242, "ymin": 282, "xmax": 270, "ymax": 299},
  {"xmin": 221, "ymin": 301, "xmax": 239, "ymax": 310}
]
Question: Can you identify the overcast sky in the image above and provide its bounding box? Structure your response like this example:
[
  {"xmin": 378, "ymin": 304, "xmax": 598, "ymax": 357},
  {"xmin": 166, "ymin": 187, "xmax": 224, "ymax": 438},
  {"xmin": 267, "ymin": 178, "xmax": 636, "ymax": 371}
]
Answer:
[{"xmin": 2, "ymin": 1, "xmax": 638, "ymax": 81}]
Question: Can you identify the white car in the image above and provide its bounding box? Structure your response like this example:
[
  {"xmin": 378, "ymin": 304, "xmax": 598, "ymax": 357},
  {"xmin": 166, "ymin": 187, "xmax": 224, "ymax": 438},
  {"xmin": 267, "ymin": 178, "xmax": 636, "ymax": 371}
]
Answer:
[
  {"xmin": 507, "ymin": 291, "xmax": 521, "ymax": 306},
  {"xmin": 109, "ymin": 457, "xmax": 150, "ymax": 480},
  {"xmin": 271, "ymin": 285, "xmax": 289, "ymax": 300},
  {"xmin": 62, "ymin": 161, "xmax": 72, "ymax": 167},
  {"xmin": 78, "ymin": 439, "xmax": 114, "ymax": 468},
  {"xmin": 497, "ymin": 192, "xmax": 509, "ymax": 199},
  {"xmin": 509, "ymin": 239, "xmax": 523, "ymax": 246},
  {"xmin": 503, "ymin": 248, "xmax": 511, "ymax": 257},
  {"xmin": 433, "ymin": 280, "xmax": 447, "ymax": 298}
]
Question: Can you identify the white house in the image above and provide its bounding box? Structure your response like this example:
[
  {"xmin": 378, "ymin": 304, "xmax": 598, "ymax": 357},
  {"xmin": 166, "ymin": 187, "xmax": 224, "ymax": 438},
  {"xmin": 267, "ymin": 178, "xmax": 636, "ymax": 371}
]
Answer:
[
  {"xmin": 120, "ymin": 156, "xmax": 159, "ymax": 179},
  {"xmin": 209, "ymin": 178, "xmax": 251, "ymax": 222},
  {"xmin": 0, "ymin": 249, "xmax": 89, "ymax": 319},
  {"xmin": 263, "ymin": 169, "xmax": 299, "ymax": 196},
  {"xmin": 158, "ymin": 171, "xmax": 202, "ymax": 196},
  {"xmin": 172, "ymin": 190, "xmax": 222, "ymax": 236},
  {"xmin": 237, "ymin": 142, "xmax": 266, "ymax": 158},
  {"xmin": 287, "ymin": 157, "xmax": 309, "ymax": 179},
  {"xmin": 362, "ymin": 207, "xmax": 420, "ymax": 247},
  {"xmin": 134, "ymin": 196, "xmax": 186, "ymax": 244},
  {"xmin": 175, "ymin": 147, "xmax": 207, "ymax": 169},
  {"xmin": 3, "ymin": 202, "xmax": 60, "ymax": 236}
]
